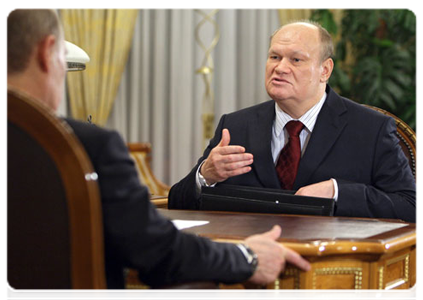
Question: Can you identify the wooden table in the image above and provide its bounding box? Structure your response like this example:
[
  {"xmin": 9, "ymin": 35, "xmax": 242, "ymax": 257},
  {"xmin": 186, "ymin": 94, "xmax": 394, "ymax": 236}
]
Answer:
[{"xmin": 158, "ymin": 209, "xmax": 416, "ymax": 290}]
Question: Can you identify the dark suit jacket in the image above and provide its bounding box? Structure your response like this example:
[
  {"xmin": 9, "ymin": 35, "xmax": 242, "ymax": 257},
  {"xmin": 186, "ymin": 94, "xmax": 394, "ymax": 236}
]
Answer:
[
  {"xmin": 65, "ymin": 119, "xmax": 252, "ymax": 288},
  {"xmin": 168, "ymin": 85, "xmax": 416, "ymax": 223}
]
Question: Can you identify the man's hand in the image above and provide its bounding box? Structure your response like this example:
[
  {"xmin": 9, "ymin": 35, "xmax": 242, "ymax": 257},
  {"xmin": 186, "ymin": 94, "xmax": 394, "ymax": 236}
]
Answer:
[
  {"xmin": 295, "ymin": 179, "xmax": 335, "ymax": 198},
  {"xmin": 200, "ymin": 129, "xmax": 254, "ymax": 185},
  {"xmin": 245, "ymin": 225, "xmax": 311, "ymax": 286}
]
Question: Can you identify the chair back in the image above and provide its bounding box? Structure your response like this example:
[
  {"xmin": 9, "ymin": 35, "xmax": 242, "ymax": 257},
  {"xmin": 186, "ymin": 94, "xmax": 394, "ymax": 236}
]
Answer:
[
  {"xmin": 127, "ymin": 143, "xmax": 170, "ymax": 197},
  {"xmin": 365, "ymin": 105, "xmax": 416, "ymax": 178},
  {"xmin": 8, "ymin": 90, "xmax": 106, "ymax": 289}
]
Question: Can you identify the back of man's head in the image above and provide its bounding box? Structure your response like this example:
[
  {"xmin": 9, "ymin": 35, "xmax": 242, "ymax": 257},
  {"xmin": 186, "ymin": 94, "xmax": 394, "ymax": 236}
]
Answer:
[{"xmin": 8, "ymin": 9, "xmax": 61, "ymax": 75}]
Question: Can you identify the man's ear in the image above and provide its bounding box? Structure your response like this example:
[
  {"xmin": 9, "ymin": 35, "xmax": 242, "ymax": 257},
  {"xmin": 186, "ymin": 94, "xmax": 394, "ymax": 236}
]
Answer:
[
  {"xmin": 320, "ymin": 58, "xmax": 334, "ymax": 83},
  {"xmin": 37, "ymin": 35, "xmax": 57, "ymax": 72}
]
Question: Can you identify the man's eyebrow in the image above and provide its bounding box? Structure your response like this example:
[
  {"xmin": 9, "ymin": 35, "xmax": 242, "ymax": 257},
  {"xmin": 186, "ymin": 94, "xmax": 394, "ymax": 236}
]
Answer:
[
  {"xmin": 291, "ymin": 50, "xmax": 308, "ymax": 56},
  {"xmin": 268, "ymin": 48, "xmax": 309, "ymax": 58}
]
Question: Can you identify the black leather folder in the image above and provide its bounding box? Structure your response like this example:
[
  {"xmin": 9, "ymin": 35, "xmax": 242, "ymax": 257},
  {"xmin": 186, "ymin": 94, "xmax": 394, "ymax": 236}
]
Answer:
[{"xmin": 200, "ymin": 184, "xmax": 335, "ymax": 216}]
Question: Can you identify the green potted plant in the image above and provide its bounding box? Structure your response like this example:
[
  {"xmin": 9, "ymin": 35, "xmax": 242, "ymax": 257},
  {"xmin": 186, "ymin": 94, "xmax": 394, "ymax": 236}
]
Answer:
[{"xmin": 311, "ymin": 9, "xmax": 416, "ymax": 130}]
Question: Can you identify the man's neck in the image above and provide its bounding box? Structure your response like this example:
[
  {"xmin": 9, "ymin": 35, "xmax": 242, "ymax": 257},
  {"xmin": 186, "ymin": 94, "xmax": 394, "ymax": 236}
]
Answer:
[
  {"xmin": 276, "ymin": 86, "xmax": 326, "ymax": 119},
  {"xmin": 8, "ymin": 72, "xmax": 46, "ymax": 105}
]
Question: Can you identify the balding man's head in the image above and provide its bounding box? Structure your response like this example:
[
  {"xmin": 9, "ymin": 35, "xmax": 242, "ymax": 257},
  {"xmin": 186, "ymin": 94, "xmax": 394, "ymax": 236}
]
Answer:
[
  {"xmin": 7, "ymin": 9, "xmax": 66, "ymax": 112},
  {"xmin": 8, "ymin": 9, "xmax": 63, "ymax": 75},
  {"xmin": 270, "ymin": 20, "xmax": 334, "ymax": 63},
  {"xmin": 265, "ymin": 20, "xmax": 334, "ymax": 117}
]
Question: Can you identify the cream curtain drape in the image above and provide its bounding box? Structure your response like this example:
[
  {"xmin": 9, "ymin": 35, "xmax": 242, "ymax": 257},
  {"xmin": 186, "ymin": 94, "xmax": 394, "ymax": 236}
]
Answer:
[{"xmin": 60, "ymin": 9, "xmax": 138, "ymax": 125}]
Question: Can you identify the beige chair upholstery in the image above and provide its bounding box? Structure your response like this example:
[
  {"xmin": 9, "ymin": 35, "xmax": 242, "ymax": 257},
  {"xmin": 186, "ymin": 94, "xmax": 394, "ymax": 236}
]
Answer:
[{"xmin": 364, "ymin": 105, "xmax": 416, "ymax": 178}]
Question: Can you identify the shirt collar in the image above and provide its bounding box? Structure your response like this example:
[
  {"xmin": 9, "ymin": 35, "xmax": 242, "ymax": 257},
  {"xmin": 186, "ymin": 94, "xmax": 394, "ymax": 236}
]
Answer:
[{"xmin": 274, "ymin": 92, "xmax": 327, "ymax": 137}]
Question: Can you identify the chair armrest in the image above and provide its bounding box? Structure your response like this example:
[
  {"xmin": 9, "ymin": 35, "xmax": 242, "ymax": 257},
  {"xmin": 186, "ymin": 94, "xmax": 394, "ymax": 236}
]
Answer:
[{"xmin": 127, "ymin": 142, "xmax": 171, "ymax": 197}]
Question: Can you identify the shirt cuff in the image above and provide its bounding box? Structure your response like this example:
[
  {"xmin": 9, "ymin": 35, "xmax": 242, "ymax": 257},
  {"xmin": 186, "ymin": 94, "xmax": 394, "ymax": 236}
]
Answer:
[
  {"xmin": 195, "ymin": 160, "xmax": 217, "ymax": 196},
  {"xmin": 195, "ymin": 161, "xmax": 205, "ymax": 195},
  {"xmin": 331, "ymin": 178, "xmax": 339, "ymax": 201}
]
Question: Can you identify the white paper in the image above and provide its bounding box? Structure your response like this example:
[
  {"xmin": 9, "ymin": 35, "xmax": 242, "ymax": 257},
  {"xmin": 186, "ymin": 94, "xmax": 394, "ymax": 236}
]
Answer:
[{"xmin": 171, "ymin": 219, "xmax": 209, "ymax": 230}]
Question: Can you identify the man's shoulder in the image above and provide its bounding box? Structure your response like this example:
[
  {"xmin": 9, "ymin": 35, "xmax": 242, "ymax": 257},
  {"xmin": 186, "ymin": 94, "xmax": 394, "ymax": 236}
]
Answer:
[
  {"xmin": 225, "ymin": 100, "xmax": 274, "ymax": 118},
  {"xmin": 63, "ymin": 118, "xmax": 128, "ymax": 161},
  {"xmin": 327, "ymin": 87, "xmax": 391, "ymax": 122},
  {"xmin": 341, "ymin": 97, "xmax": 392, "ymax": 123},
  {"xmin": 64, "ymin": 118, "xmax": 117, "ymax": 137},
  {"xmin": 63, "ymin": 118, "xmax": 124, "ymax": 149}
]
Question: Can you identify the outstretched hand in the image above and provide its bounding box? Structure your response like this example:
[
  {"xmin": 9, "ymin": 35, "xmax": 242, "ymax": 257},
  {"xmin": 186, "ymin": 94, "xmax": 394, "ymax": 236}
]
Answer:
[
  {"xmin": 200, "ymin": 129, "xmax": 254, "ymax": 185},
  {"xmin": 245, "ymin": 225, "xmax": 311, "ymax": 285}
]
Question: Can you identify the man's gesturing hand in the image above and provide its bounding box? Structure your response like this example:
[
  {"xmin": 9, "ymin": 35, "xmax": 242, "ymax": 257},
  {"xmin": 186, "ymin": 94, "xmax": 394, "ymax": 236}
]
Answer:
[
  {"xmin": 200, "ymin": 129, "xmax": 254, "ymax": 185},
  {"xmin": 245, "ymin": 225, "xmax": 311, "ymax": 286},
  {"xmin": 295, "ymin": 180, "xmax": 335, "ymax": 199}
]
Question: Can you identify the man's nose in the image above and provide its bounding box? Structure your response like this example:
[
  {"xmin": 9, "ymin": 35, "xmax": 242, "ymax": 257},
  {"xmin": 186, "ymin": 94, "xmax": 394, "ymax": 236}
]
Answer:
[{"xmin": 275, "ymin": 58, "xmax": 290, "ymax": 74}]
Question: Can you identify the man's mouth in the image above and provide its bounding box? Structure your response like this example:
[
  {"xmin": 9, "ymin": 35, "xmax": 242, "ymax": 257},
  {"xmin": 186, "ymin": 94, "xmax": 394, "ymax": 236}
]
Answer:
[{"xmin": 271, "ymin": 77, "xmax": 290, "ymax": 85}]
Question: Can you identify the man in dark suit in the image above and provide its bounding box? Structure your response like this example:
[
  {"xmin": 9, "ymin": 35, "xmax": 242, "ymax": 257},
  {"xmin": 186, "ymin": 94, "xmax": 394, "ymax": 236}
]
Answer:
[
  {"xmin": 168, "ymin": 21, "xmax": 416, "ymax": 223},
  {"xmin": 7, "ymin": 9, "xmax": 310, "ymax": 288}
]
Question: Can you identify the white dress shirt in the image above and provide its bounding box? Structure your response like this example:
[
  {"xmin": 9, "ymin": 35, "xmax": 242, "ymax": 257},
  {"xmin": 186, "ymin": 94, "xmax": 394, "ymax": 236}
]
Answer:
[
  {"xmin": 272, "ymin": 93, "xmax": 338, "ymax": 200},
  {"xmin": 271, "ymin": 93, "xmax": 327, "ymax": 162}
]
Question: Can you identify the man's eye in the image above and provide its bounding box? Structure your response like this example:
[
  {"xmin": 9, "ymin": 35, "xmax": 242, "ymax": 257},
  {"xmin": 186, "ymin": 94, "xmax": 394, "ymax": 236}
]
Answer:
[
  {"xmin": 292, "ymin": 58, "xmax": 301, "ymax": 62},
  {"xmin": 269, "ymin": 55, "xmax": 279, "ymax": 60}
]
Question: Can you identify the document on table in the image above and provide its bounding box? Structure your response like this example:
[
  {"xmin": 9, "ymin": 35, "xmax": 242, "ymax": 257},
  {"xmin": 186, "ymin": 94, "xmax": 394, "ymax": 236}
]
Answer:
[{"xmin": 172, "ymin": 219, "xmax": 209, "ymax": 230}]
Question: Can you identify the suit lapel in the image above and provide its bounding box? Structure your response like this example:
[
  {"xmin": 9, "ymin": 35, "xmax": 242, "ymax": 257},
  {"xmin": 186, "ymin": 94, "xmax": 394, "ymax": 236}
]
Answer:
[
  {"xmin": 294, "ymin": 87, "xmax": 348, "ymax": 189},
  {"xmin": 248, "ymin": 101, "xmax": 281, "ymax": 188}
]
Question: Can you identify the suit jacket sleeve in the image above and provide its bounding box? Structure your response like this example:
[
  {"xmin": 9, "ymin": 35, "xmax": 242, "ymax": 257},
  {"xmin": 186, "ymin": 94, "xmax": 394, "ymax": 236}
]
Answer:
[
  {"xmin": 168, "ymin": 115, "xmax": 226, "ymax": 209},
  {"xmin": 334, "ymin": 117, "xmax": 416, "ymax": 222},
  {"xmin": 65, "ymin": 119, "xmax": 252, "ymax": 288}
]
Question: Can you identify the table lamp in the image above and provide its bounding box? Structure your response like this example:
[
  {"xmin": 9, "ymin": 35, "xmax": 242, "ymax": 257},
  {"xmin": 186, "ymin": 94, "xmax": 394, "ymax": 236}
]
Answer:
[{"xmin": 65, "ymin": 41, "xmax": 90, "ymax": 71}]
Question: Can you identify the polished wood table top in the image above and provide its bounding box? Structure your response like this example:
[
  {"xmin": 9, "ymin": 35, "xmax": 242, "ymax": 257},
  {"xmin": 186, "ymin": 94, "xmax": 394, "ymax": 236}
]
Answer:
[{"xmin": 159, "ymin": 209, "xmax": 415, "ymax": 256}]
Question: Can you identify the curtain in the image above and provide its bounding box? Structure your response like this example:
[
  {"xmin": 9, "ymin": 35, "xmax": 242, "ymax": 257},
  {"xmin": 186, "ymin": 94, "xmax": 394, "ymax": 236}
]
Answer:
[
  {"xmin": 278, "ymin": 9, "xmax": 312, "ymax": 25},
  {"xmin": 107, "ymin": 9, "xmax": 280, "ymax": 185},
  {"xmin": 61, "ymin": 9, "xmax": 138, "ymax": 125}
]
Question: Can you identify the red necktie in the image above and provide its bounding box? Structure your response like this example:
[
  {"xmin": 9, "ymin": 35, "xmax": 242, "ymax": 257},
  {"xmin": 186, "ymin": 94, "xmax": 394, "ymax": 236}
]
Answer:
[{"xmin": 276, "ymin": 121, "xmax": 304, "ymax": 190}]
